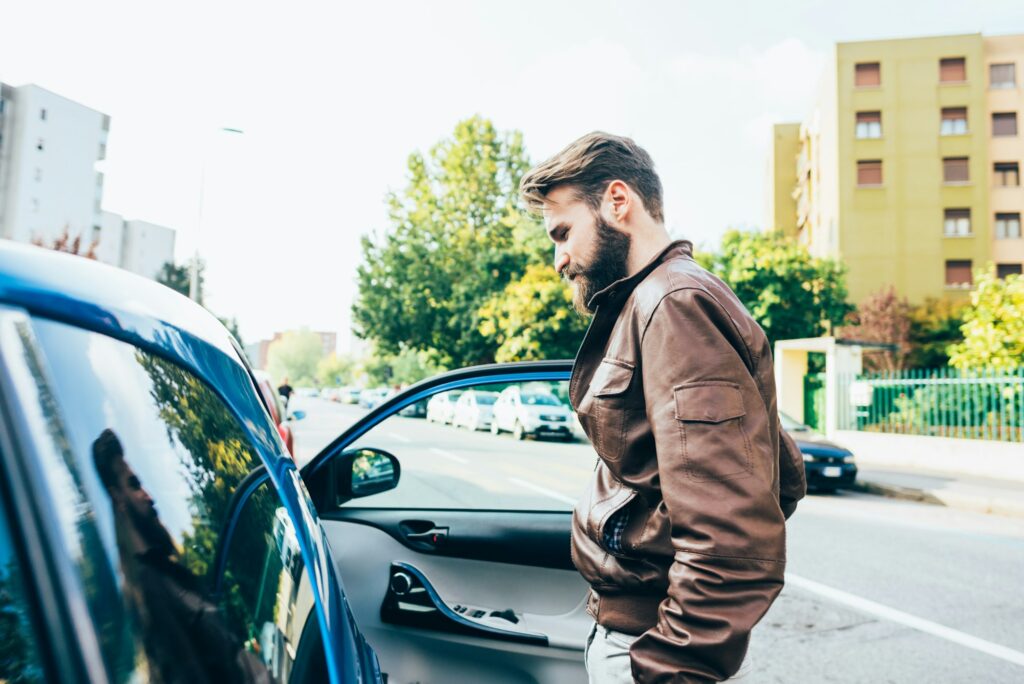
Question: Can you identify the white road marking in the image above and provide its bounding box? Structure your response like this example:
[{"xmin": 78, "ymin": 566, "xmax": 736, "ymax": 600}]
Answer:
[
  {"xmin": 508, "ymin": 477, "xmax": 577, "ymax": 506},
  {"xmin": 786, "ymin": 573, "xmax": 1024, "ymax": 668},
  {"xmin": 429, "ymin": 447, "xmax": 468, "ymax": 464},
  {"xmin": 387, "ymin": 432, "xmax": 411, "ymax": 444}
]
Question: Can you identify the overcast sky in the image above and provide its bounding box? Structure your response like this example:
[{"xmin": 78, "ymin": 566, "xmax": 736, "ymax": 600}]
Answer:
[{"xmin": 3, "ymin": 1, "xmax": 1023, "ymax": 348}]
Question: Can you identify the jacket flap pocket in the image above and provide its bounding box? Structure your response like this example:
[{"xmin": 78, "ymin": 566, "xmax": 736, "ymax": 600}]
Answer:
[
  {"xmin": 590, "ymin": 360, "xmax": 634, "ymax": 397},
  {"xmin": 674, "ymin": 383, "xmax": 745, "ymax": 422}
]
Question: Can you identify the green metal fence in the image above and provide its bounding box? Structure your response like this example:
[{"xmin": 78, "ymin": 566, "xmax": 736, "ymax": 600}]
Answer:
[{"xmin": 837, "ymin": 368, "xmax": 1024, "ymax": 443}]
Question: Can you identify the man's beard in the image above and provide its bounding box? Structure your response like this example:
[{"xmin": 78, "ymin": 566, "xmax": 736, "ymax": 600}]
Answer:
[
  {"xmin": 563, "ymin": 216, "xmax": 631, "ymax": 315},
  {"xmin": 129, "ymin": 503, "xmax": 179, "ymax": 559}
]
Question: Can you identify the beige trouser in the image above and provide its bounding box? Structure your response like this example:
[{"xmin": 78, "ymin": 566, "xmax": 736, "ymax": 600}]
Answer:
[{"xmin": 584, "ymin": 623, "xmax": 753, "ymax": 683}]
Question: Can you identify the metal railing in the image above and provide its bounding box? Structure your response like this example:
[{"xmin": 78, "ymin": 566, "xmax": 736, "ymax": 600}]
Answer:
[{"xmin": 836, "ymin": 368, "xmax": 1024, "ymax": 443}]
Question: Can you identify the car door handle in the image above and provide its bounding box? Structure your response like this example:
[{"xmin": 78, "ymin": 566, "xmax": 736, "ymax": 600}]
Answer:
[
  {"xmin": 405, "ymin": 528, "xmax": 448, "ymax": 545},
  {"xmin": 399, "ymin": 520, "xmax": 448, "ymax": 548}
]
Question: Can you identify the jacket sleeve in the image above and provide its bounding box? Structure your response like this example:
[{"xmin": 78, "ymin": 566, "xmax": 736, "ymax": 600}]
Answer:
[{"xmin": 630, "ymin": 287, "xmax": 788, "ymax": 683}]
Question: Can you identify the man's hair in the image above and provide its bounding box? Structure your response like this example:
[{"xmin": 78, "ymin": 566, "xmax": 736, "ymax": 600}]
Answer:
[
  {"xmin": 519, "ymin": 132, "xmax": 664, "ymax": 222},
  {"xmin": 92, "ymin": 428, "xmax": 125, "ymax": 490}
]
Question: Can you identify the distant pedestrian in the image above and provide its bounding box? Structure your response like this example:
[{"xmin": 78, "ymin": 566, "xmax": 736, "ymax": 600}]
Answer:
[
  {"xmin": 277, "ymin": 377, "xmax": 293, "ymax": 409},
  {"xmin": 521, "ymin": 132, "xmax": 807, "ymax": 683}
]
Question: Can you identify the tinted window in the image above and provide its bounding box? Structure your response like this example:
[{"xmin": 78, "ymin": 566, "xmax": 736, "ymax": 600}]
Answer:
[{"xmin": 28, "ymin": 318, "xmax": 296, "ymax": 681}]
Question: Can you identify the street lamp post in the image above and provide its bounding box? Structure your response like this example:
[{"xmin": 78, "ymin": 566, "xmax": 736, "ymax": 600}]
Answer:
[{"xmin": 190, "ymin": 126, "xmax": 245, "ymax": 302}]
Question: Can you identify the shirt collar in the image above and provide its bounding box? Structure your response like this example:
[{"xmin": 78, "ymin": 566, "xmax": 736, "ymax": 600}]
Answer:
[{"xmin": 586, "ymin": 239, "xmax": 693, "ymax": 309}]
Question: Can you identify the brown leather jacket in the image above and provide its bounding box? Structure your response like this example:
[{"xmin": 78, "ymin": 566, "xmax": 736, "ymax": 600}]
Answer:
[{"xmin": 569, "ymin": 240, "xmax": 807, "ymax": 683}]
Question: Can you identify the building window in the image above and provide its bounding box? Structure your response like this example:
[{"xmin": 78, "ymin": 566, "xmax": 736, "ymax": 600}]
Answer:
[
  {"xmin": 995, "ymin": 162, "xmax": 1020, "ymax": 186},
  {"xmin": 36, "ymin": 138, "xmax": 44, "ymax": 151},
  {"xmin": 34, "ymin": 167, "xmax": 41, "ymax": 182},
  {"xmin": 944, "ymin": 208, "xmax": 971, "ymax": 237},
  {"xmin": 995, "ymin": 212, "xmax": 1022, "ymax": 239},
  {"xmin": 945, "ymin": 260, "xmax": 973, "ymax": 288},
  {"xmin": 40, "ymin": 108, "xmax": 47, "ymax": 121},
  {"xmin": 857, "ymin": 160, "xmax": 882, "ymax": 186},
  {"xmin": 855, "ymin": 62, "xmax": 881, "ymax": 87},
  {"xmin": 941, "ymin": 107, "xmax": 968, "ymax": 135},
  {"xmin": 855, "ymin": 111, "xmax": 882, "ymax": 139},
  {"xmin": 940, "ymin": 57, "xmax": 967, "ymax": 83},
  {"xmin": 31, "ymin": 198, "xmax": 39, "ymax": 213},
  {"xmin": 990, "ymin": 63, "xmax": 1016, "ymax": 89},
  {"xmin": 943, "ymin": 157, "xmax": 969, "ymax": 183},
  {"xmin": 993, "ymin": 112, "xmax": 1018, "ymax": 137},
  {"xmin": 997, "ymin": 263, "xmax": 1023, "ymax": 279}
]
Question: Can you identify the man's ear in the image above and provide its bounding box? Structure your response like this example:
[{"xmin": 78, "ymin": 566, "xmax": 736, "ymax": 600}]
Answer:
[{"xmin": 604, "ymin": 180, "xmax": 631, "ymax": 223}]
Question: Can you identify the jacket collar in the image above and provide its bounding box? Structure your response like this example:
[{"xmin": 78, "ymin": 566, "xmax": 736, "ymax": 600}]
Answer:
[{"xmin": 586, "ymin": 239, "xmax": 694, "ymax": 310}]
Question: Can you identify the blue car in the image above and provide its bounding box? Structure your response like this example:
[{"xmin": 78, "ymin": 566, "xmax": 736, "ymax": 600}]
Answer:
[{"xmin": 0, "ymin": 242, "xmax": 587, "ymax": 683}]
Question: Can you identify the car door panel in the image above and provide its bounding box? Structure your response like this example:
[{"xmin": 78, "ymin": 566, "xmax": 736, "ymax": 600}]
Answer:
[
  {"xmin": 324, "ymin": 508, "xmax": 576, "ymax": 570},
  {"xmin": 322, "ymin": 517, "xmax": 590, "ymax": 684}
]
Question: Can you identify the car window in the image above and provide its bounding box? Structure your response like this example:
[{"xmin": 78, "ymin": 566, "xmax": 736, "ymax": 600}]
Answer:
[
  {"xmin": 346, "ymin": 379, "xmax": 592, "ymax": 512},
  {"xmin": 218, "ymin": 479, "xmax": 323, "ymax": 681},
  {"xmin": 0, "ymin": 494, "xmax": 45, "ymax": 683},
  {"xmin": 27, "ymin": 317, "xmax": 302, "ymax": 682}
]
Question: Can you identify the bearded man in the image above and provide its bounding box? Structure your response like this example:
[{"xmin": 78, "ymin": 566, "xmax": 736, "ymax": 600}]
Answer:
[{"xmin": 520, "ymin": 133, "xmax": 807, "ymax": 683}]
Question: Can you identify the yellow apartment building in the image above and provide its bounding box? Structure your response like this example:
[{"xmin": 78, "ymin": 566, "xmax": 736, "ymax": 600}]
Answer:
[{"xmin": 769, "ymin": 33, "xmax": 1024, "ymax": 305}]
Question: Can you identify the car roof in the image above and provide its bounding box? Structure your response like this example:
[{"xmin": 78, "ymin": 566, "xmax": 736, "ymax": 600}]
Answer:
[
  {"xmin": 0, "ymin": 241, "xmax": 240, "ymax": 361},
  {"xmin": 0, "ymin": 241, "xmax": 282, "ymax": 459}
]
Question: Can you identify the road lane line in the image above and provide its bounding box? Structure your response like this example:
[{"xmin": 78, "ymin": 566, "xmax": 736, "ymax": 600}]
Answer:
[
  {"xmin": 508, "ymin": 477, "xmax": 577, "ymax": 506},
  {"xmin": 786, "ymin": 573, "xmax": 1024, "ymax": 668},
  {"xmin": 387, "ymin": 432, "xmax": 411, "ymax": 443},
  {"xmin": 429, "ymin": 447, "xmax": 468, "ymax": 464}
]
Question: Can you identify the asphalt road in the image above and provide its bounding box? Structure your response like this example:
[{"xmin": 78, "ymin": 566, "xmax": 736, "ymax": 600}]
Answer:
[{"xmin": 291, "ymin": 396, "xmax": 1024, "ymax": 683}]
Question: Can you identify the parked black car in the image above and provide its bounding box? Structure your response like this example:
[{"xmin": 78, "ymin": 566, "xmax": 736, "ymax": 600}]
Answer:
[{"xmin": 780, "ymin": 412, "xmax": 858, "ymax": 492}]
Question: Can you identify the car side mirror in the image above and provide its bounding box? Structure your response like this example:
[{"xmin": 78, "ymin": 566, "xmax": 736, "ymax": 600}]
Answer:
[
  {"xmin": 334, "ymin": 447, "xmax": 401, "ymax": 505},
  {"xmin": 288, "ymin": 409, "xmax": 307, "ymax": 421}
]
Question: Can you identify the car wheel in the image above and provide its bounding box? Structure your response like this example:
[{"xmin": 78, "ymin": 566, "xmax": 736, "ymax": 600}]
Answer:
[
  {"xmin": 491, "ymin": 421, "xmax": 500, "ymax": 436},
  {"xmin": 513, "ymin": 421, "xmax": 526, "ymax": 441}
]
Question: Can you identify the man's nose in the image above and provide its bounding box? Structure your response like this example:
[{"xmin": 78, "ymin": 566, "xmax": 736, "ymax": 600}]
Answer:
[{"xmin": 554, "ymin": 251, "xmax": 570, "ymax": 275}]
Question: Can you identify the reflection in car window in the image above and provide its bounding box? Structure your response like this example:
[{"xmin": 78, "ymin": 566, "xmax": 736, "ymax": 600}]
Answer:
[
  {"xmin": 29, "ymin": 318, "xmax": 286, "ymax": 682},
  {"xmin": 0, "ymin": 496, "xmax": 44, "ymax": 683},
  {"xmin": 348, "ymin": 380, "xmax": 591, "ymax": 512}
]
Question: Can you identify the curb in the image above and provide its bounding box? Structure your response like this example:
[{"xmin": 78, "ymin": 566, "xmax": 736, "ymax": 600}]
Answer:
[{"xmin": 853, "ymin": 480, "xmax": 1024, "ymax": 518}]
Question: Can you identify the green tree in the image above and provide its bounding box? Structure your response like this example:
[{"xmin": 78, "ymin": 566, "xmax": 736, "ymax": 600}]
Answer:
[
  {"xmin": 354, "ymin": 346, "xmax": 446, "ymax": 387},
  {"xmin": 907, "ymin": 298, "xmax": 966, "ymax": 368},
  {"xmin": 266, "ymin": 330, "xmax": 323, "ymax": 386},
  {"xmin": 696, "ymin": 230, "xmax": 853, "ymax": 345},
  {"xmin": 948, "ymin": 266, "xmax": 1024, "ymax": 370},
  {"xmin": 478, "ymin": 263, "xmax": 589, "ymax": 362},
  {"xmin": 157, "ymin": 259, "xmax": 204, "ymax": 302},
  {"xmin": 353, "ymin": 116, "xmax": 548, "ymax": 367},
  {"xmin": 316, "ymin": 353, "xmax": 354, "ymax": 387}
]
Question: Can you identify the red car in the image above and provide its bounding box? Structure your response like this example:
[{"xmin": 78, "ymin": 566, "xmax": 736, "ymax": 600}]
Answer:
[{"xmin": 254, "ymin": 371, "xmax": 303, "ymax": 454}]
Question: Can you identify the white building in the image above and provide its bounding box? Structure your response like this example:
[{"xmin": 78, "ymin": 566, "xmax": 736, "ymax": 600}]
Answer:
[
  {"xmin": 0, "ymin": 82, "xmax": 176, "ymax": 281},
  {"xmin": 0, "ymin": 83, "xmax": 109, "ymax": 246},
  {"xmin": 98, "ymin": 211, "xmax": 176, "ymax": 281}
]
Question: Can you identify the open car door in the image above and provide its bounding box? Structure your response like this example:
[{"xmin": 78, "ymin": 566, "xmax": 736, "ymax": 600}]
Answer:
[{"xmin": 302, "ymin": 361, "xmax": 593, "ymax": 684}]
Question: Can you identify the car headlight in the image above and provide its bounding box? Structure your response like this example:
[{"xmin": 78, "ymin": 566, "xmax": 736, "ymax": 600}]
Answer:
[
  {"xmin": 842, "ymin": 454, "xmax": 855, "ymax": 463},
  {"xmin": 802, "ymin": 452, "xmax": 813, "ymax": 462}
]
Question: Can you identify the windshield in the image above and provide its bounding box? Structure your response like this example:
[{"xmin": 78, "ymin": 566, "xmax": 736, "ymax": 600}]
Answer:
[
  {"xmin": 779, "ymin": 411, "xmax": 810, "ymax": 432},
  {"xmin": 522, "ymin": 393, "xmax": 562, "ymax": 406}
]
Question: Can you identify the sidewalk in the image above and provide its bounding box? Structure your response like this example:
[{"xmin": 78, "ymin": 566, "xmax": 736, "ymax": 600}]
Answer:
[{"xmin": 854, "ymin": 466, "xmax": 1024, "ymax": 518}]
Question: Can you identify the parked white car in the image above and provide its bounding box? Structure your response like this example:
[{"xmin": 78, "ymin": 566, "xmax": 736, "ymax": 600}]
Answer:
[
  {"xmin": 491, "ymin": 387, "xmax": 575, "ymax": 441},
  {"xmin": 426, "ymin": 391, "xmax": 463, "ymax": 424},
  {"xmin": 452, "ymin": 390, "xmax": 499, "ymax": 431}
]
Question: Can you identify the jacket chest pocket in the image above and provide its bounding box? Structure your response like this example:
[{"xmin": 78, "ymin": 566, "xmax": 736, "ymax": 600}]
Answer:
[
  {"xmin": 674, "ymin": 382, "xmax": 752, "ymax": 481},
  {"xmin": 580, "ymin": 359, "xmax": 636, "ymax": 462}
]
